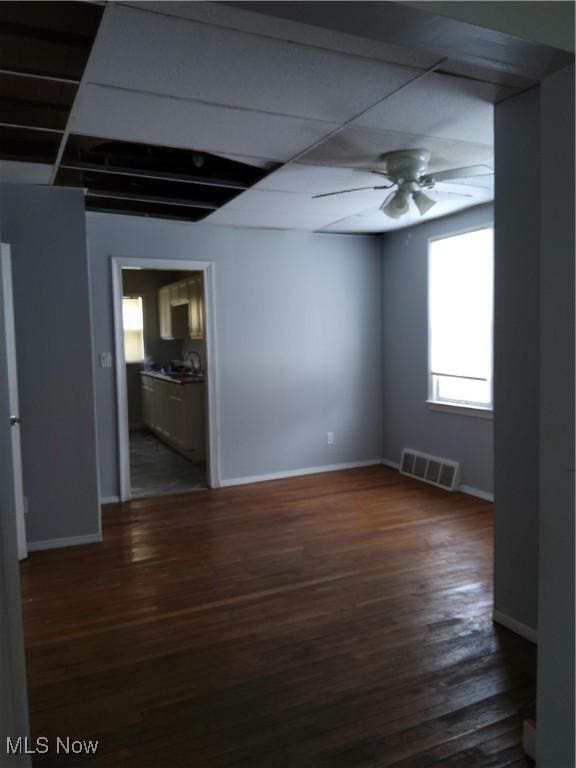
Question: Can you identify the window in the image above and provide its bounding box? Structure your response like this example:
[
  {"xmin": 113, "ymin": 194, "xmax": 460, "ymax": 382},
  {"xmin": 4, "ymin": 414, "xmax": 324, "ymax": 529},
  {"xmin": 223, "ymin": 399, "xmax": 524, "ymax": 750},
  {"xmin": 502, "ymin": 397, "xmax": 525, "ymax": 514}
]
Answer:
[
  {"xmin": 428, "ymin": 227, "xmax": 494, "ymax": 411},
  {"xmin": 122, "ymin": 296, "xmax": 145, "ymax": 363}
]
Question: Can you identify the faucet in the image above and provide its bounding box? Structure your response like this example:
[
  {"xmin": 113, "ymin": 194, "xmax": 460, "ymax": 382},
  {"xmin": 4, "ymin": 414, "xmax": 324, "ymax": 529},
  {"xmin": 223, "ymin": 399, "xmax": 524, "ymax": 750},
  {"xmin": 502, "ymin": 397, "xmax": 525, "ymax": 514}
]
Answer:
[{"xmin": 185, "ymin": 350, "xmax": 202, "ymax": 373}]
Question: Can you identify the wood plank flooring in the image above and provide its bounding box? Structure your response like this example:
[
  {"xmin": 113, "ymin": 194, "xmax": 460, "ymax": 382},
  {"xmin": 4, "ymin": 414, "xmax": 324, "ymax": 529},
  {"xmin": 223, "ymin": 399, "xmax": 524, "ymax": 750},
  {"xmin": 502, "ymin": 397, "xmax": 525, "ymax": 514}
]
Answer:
[{"xmin": 20, "ymin": 467, "xmax": 536, "ymax": 767}]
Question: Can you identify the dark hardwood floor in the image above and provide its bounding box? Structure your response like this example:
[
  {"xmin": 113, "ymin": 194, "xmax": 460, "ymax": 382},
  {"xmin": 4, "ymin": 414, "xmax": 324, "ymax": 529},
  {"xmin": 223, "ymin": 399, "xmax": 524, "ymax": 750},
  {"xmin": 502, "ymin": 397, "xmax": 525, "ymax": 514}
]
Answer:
[{"xmin": 20, "ymin": 467, "xmax": 536, "ymax": 767}]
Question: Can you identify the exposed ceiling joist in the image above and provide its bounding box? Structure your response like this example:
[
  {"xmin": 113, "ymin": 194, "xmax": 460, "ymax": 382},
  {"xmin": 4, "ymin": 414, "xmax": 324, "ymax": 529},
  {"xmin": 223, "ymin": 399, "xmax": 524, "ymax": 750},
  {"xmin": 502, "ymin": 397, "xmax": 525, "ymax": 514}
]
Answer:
[
  {"xmin": 56, "ymin": 135, "xmax": 273, "ymax": 221},
  {"xmin": 59, "ymin": 161, "xmax": 252, "ymax": 191},
  {"xmin": 0, "ymin": 67, "xmax": 81, "ymax": 85},
  {"xmin": 87, "ymin": 191, "xmax": 220, "ymax": 210},
  {"xmin": 0, "ymin": 1, "xmax": 104, "ymax": 165},
  {"xmin": 0, "ymin": 21, "xmax": 95, "ymax": 49}
]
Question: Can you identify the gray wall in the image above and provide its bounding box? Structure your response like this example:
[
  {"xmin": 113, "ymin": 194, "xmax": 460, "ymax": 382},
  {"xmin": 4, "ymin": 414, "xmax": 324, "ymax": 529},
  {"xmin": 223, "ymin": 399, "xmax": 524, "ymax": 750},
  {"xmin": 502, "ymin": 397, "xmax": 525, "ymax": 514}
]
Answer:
[
  {"xmin": 0, "ymin": 185, "xmax": 100, "ymax": 544},
  {"xmin": 537, "ymin": 63, "xmax": 575, "ymax": 768},
  {"xmin": 380, "ymin": 203, "xmax": 494, "ymax": 494},
  {"xmin": 493, "ymin": 87, "xmax": 540, "ymax": 634},
  {"xmin": 87, "ymin": 214, "xmax": 383, "ymax": 498}
]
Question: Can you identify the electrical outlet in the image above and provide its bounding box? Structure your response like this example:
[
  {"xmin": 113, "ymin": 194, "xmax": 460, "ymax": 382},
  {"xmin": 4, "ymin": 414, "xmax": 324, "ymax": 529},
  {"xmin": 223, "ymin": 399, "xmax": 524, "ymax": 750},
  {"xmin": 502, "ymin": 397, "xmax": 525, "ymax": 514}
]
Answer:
[
  {"xmin": 327, "ymin": 432, "xmax": 335, "ymax": 446},
  {"xmin": 99, "ymin": 352, "xmax": 112, "ymax": 368}
]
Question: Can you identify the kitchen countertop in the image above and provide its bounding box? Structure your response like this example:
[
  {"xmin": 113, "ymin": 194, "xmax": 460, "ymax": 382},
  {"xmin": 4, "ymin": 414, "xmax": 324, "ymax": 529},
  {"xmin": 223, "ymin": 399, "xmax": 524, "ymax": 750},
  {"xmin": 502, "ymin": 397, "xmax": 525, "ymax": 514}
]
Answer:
[{"xmin": 140, "ymin": 371, "xmax": 205, "ymax": 385}]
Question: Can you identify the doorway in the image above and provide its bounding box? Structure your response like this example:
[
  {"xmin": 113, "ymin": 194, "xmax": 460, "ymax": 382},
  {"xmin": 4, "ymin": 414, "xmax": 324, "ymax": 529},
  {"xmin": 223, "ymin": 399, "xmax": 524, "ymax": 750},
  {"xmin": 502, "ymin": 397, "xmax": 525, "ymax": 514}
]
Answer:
[{"xmin": 112, "ymin": 258, "xmax": 220, "ymax": 500}]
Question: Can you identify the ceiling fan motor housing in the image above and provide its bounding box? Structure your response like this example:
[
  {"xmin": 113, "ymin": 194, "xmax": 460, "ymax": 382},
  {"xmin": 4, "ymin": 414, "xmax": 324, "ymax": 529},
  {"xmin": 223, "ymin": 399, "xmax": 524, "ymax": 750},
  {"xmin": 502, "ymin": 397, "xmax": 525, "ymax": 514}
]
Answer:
[{"xmin": 381, "ymin": 149, "xmax": 431, "ymax": 182}]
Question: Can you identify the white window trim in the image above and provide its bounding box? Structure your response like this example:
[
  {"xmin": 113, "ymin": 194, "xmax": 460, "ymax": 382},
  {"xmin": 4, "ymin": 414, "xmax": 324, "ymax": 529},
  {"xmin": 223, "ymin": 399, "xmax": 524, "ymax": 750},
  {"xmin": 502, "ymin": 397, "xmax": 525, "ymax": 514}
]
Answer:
[
  {"xmin": 427, "ymin": 400, "xmax": 493, "ymax": 419},
  {"xmin": 427, "ymin": 224, "xmax": 494, "ymax": 414}
]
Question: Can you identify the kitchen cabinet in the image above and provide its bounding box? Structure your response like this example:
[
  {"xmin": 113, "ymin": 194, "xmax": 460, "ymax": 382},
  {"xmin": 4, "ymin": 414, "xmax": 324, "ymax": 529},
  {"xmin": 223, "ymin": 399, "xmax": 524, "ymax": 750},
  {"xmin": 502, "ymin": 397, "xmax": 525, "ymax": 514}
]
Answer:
[
  {"xmin": 187, "ymin": 276, "xmax": 204, "ymax": 339},
  {"xmin": 159, "ymin": 286, "xmax": 172, "ymax": 340},
  {"xmin": 141, "ymin": 373, "xmax": 205, "ymax": 461},
  {"xmin": 158, "ymin": 276, "xmax": 204, "ymax": 340}
]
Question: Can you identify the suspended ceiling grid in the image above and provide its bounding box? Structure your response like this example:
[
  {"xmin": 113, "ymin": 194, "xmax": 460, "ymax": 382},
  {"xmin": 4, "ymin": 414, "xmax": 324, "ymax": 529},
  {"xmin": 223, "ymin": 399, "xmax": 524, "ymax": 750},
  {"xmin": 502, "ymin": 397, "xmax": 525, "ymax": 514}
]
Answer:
[{"xmin": 1, "ymin": 1, "xmax": 572, "ymax": 232}]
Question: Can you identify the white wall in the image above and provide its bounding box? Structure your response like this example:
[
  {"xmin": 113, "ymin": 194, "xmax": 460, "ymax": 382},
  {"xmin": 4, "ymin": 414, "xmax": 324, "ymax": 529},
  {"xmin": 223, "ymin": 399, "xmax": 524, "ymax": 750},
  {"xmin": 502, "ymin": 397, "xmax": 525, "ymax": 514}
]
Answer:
[
  {"xmin": 380, "ymin": 203, "xmax": 494, "ymax": 495},
  {"xmin": 87, "ymin": 214, "xmax": 384, "ymax": 498}
]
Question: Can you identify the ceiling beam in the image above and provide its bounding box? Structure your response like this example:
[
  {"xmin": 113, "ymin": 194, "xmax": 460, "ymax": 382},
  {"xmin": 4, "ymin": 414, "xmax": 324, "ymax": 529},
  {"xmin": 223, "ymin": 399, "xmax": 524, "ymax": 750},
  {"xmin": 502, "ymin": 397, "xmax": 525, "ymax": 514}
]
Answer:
[
  {"xmin": 86, "ymin": 190, "xmax": 221, "ymax": 210},
  {"xmin": 0, "ymin": 21, "xmax": 94, "ymax": 49},
  {"xmin": 0, "ymin": 121, "xmax": 63, "ymax": 134},
  {"xmin": 0, "ymin": 67, "xmax": 81, "ymax": 85},
  {"xmin": 85, "ymin": 200, "xmax": 207, "ymax": 222},
  {"xmin": 60, "ymin": 161, "xmax": 251, "ymax": 190},
  {"xmin": 0, "ymin": 96, "xmax": 72, "ymax": 114}
]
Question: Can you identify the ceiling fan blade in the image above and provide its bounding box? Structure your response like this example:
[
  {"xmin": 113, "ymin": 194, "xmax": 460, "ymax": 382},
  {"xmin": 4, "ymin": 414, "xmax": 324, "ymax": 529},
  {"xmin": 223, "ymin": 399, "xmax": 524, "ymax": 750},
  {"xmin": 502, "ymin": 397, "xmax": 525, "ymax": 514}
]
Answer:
[
  {"xmin": 421, "ymin": 165, "xmax": 493, "ymax": 184},
  {"xmin": 436, "ymin": 188, "xmax": 475, "ymax": 198},
  {"xmin": 312, "ymin": 184, "xmax": 392, "ymax": 199}
]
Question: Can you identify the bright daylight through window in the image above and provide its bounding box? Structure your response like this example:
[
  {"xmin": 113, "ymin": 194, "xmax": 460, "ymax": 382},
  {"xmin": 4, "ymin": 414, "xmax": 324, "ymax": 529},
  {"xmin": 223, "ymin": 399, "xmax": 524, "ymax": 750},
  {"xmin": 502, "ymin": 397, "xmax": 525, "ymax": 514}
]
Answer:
[
  {"xmin": 428, "ymin": 227, "xmax": 494, "ymax": 410},
  {"xmin": 123, "ymin": 296, "xmax": 145, "ymax": 364}
]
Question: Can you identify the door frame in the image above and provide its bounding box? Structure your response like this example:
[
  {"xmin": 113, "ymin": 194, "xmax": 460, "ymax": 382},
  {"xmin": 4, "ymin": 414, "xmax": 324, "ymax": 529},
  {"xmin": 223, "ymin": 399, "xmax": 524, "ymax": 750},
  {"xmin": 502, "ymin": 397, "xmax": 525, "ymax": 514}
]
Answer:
[
  {"xmin": 0, "ymin": 243, "xmax": 31, "ymax": 763},
  {"xmin": 1, "ymin": 245, "xmax": 27, "ymax": 560},
  {"xmin": 111, "ymin": 257, "xmax": 221, "ymax": 501}
]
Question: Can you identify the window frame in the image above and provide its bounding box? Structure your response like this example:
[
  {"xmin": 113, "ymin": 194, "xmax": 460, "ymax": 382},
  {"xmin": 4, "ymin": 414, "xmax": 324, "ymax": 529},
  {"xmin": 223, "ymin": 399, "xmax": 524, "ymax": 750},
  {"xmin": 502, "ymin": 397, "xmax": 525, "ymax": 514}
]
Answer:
[
  {"xmin": 427, "ymin": 224, "xmax": 494, "ymax": 418},
  {"xmin": 122, "ymin": 294, "xmax": 146, "ymax": 365}
]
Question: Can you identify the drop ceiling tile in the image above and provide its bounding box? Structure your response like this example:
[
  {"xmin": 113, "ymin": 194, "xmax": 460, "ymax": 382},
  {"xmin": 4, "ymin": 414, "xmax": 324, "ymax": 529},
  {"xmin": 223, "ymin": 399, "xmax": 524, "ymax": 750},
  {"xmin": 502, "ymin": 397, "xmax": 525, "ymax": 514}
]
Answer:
[
  {"xmin": 85, "ymin": 4, "xmax": 421, "ymax": 123},
  {"xmin": 323, "ymin": 216, "xmax": 402, "ymax": 233},
  {"xmin": 214, "ymin": 153, "xmax": 277, "ymax": 170},
  {"xmin": 300, "ymin": 125, "xmax": 494, "ymax": 172},
  {"xmin": 208, "ymin": 186, "xmax": 386, "ymax": 229},
  {"xmin": 447, "ymin": 175, "xmax": 495, "ymax": 191},
  {"xmin": 70, "ymin": 84, "xmax": 340, "ymax": 162},
  {"xmin": 354, "ymin": 72, "xmax": 500, "ymax": 145},
  {"xmin": 205, "ymin": 206, "xmax": 340, "ymax": 231},
  {"xmin": 324, "ymin": 196, "xmax": 487, "ymax": 233},
  {"xmin": 254, "ymin": 163, "xmax": 385, "ymax": 195},
  {"xmin": 207, "ymin": 178, "xmax": 492, "ymax": 233},
  {"xmin": 126, "ymin": 1, "xmax": 439, "ymax": 70}
]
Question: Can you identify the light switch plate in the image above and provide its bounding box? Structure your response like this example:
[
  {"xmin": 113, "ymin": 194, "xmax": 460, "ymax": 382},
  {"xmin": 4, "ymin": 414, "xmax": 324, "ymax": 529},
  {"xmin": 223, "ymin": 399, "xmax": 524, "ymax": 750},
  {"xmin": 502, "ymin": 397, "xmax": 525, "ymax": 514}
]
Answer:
[{"xmin": 100, "ymin": 352, "xmax": 112, "ymax": 368}]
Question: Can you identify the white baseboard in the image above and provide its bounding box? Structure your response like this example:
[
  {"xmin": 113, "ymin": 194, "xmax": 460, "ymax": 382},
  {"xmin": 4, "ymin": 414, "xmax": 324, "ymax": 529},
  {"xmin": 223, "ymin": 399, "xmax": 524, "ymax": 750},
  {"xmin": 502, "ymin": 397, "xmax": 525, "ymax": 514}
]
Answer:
[
  {"xmin": 220, "ymin": 459, "xmax": 383, "ymax": 488},
  {"xmin": 493, "ymin": 609, "xmax": 538, "ymax": 644},
  {"xmin": 459, "ymin": 484, "xmax": 494, "ymax": 502},
  {"xmin": 27, "ymin": 533, "xmax": 102, "ymax": 552},
  {"xmin": 100, "ymin": 495, "xmax": 120, "ymax": 505},
  {"xmin": 381, "ymin": 459, "xmax": 493, "ymax": 501}
]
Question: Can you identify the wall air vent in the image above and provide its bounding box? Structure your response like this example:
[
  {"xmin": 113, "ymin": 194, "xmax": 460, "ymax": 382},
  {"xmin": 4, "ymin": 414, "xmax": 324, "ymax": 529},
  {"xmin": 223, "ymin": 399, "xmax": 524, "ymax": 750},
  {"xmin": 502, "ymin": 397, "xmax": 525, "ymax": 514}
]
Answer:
[{"xmin": 400, "ymin": 449, "xmax": 460, "ymax": 491}]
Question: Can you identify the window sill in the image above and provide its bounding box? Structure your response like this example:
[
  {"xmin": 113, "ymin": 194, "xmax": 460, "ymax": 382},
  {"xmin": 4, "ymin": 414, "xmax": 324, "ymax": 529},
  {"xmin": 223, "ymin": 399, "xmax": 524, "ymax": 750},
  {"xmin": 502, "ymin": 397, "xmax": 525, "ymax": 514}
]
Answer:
[{"xmin": 427, "ymin": 400, "xmax": 493, "ymax": 420}]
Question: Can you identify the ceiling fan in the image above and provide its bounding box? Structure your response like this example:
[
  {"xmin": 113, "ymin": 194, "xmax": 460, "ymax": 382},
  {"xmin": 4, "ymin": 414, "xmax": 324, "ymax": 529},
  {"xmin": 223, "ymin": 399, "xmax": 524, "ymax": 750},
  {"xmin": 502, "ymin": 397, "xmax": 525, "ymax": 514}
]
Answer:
[{"xmin": 312, "ymin": 149, "xmax": 493, "ymax": 219}]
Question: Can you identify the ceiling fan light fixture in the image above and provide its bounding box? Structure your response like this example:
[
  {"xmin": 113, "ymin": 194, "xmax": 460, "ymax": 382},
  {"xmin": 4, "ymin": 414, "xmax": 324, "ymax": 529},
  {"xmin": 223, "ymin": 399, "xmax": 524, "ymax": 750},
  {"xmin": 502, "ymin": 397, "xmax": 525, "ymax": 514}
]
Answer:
[
  {"xmin": 381, "ymin": 189, "xmax": 411, "ymax": 219},
  {"xmin": 412, "ymin": 190, "xmax": 436, "ymax": 216}
]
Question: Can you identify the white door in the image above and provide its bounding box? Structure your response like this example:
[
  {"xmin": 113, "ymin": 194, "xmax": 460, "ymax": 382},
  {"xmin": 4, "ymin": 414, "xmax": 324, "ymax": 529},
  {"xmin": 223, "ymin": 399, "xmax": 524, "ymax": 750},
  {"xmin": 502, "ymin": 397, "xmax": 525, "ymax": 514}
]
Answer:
[{"xmin": 1, "ymin": 244, "xmax": 27, "ymax": 560}]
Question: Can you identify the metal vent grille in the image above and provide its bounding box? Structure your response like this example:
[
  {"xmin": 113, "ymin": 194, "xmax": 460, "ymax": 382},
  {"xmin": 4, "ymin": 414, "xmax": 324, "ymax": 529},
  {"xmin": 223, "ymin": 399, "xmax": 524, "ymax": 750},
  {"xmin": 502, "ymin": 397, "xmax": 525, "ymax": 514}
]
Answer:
[
  {"xmin": 414, "ymin": 455, "xmax": 427, "ymax": 479},
  {"xmin": 401, "ymin": 451, "xmax": 415, "ymax": 474},
  {"xmin": 425, "ymin": 460, "xmax": 441, "ymax": 484},
  {"xmin": 400, "ymin": 449, "xmax": 460, "ymax": 492}
]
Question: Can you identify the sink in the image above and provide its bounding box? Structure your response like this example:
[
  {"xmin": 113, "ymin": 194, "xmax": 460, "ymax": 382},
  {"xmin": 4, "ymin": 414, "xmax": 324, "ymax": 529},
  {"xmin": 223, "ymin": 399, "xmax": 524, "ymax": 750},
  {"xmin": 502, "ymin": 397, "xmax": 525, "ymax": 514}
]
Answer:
[{"xmin": 168, "ymin": 372, "xmax": 203, "ymax": 381}]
